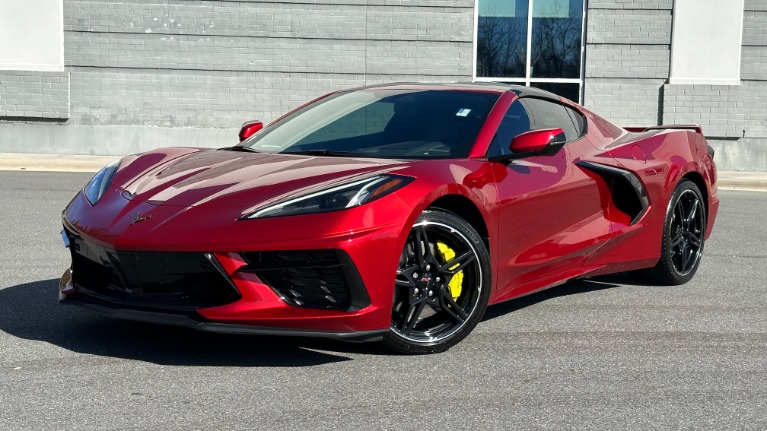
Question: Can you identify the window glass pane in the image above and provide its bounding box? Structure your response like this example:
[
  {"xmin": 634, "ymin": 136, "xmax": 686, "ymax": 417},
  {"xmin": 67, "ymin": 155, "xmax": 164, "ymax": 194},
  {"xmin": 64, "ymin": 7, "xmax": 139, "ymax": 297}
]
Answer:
[
  {"xmin": 520, "ymin": 97, "xmax": 578, "ymax": 141},
  {"xmin": 245, "ymin": 90, "xmax": 500, "ymax": 159},
  {"xmin": 530, "ymin": 82, "xmax": 580, "ymax": 103},
  {"xmin": 530, "ymin": 0, "xmax": 583, "ymax": 79},
  {"xmin": 476, "ymin": 0, "xmax": 529, "ymax": 78},
  {"xmin": 298, "ymin": 102, "xmax": 394, "ymax": 145},
  {"xmin": 565, "ymin": 106, "xmax": 586, "ymax": 137},
  {"xmin": 488, "ymin": 100, "xmax": 531, "ymax": 157}
]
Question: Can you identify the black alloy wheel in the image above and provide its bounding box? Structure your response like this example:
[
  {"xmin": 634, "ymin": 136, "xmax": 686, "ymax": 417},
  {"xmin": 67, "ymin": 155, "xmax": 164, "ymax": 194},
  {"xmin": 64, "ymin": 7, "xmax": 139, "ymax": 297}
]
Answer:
[
  {"xmin": 383, "ymin": 209, "xmax": 491, "ymax": 354},
  {"xmin": 642, "ymin": 179, "xmax": 707, "ymax": 285}
]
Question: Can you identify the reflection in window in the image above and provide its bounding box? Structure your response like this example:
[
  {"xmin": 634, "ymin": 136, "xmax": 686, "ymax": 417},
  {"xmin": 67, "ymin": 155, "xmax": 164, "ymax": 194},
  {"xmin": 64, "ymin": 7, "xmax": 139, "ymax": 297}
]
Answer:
[
  {"xmin": 531, "ymin": 0, "xmax": 584, "ymax": 78},
  {"xmin": 476, "ymin": 0, "xmax": 529, "ymax": 78},
  {"xmin": 475, "ymin": 0, "xmax": 584, "ymax": 102},
  {"xmin": 488, "ymin": 100, "xmax": 531, "ymax": 156},
  {"xmin": 520, "ymin": 97, "xmax": 579, "ymax": 141},
  {"xmin": 530, "ymin": 82, "xmax": 580, "ymax": 103},
  {"xmin": 299, "ymin": 103, "xmax": 394, "ymax": 145}
]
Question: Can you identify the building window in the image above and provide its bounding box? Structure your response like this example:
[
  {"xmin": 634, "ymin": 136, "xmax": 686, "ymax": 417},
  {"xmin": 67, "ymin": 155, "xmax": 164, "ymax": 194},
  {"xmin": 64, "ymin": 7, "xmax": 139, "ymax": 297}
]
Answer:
[{"xmin": 474, "ymin": 0, "xmax": 585, "ymax": 102}]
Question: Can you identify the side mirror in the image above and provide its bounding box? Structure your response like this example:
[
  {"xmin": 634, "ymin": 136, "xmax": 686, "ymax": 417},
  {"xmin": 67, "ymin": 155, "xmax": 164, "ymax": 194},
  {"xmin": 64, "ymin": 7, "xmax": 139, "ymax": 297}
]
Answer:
[
  {"xmin": 489, "ymin": 128, "xmax": 566, "ymax": 162},
  {"xmin": 510, "ymin": 128, "xmax": 566, "ymax": 155},
  {"xmin": 239, "ymin": 120, "xmax": 263, "ymax": 142}
]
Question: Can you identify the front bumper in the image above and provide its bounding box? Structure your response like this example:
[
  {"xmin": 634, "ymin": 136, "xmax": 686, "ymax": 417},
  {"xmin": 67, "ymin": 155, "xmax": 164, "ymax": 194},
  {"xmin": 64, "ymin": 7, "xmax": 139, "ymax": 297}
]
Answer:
[{"xmin": 60, "ymin": 189, "xmax": 414, "ymax": 334}]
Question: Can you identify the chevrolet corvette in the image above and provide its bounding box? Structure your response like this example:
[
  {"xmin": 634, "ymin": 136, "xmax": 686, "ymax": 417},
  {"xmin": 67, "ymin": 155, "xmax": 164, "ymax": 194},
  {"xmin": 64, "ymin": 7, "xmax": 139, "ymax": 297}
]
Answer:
[{"xmin": 59, "ymin": 83, "xmax": 719, "ymax": 354}]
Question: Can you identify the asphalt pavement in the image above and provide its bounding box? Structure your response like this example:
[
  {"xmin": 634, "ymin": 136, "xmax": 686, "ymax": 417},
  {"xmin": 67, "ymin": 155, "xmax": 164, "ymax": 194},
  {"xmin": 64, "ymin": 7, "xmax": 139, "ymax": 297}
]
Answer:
[{"xmin": 1, "ymin": 171, "xmax": 766, "ymax": 430}]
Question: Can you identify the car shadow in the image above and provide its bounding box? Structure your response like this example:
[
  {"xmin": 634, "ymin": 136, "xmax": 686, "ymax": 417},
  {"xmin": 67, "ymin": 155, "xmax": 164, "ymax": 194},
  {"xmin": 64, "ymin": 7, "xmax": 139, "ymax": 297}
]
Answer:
[
  {"xmin": 0, "ymin": 279, "xmax": 393, "ymax": 366},
  {"xmin": 482, "ymin": 272, "xmax": 643, "ymax": 321},
  {"xmin": 3, "ymin": 274, "xmax": 644, "ymax": 363}
]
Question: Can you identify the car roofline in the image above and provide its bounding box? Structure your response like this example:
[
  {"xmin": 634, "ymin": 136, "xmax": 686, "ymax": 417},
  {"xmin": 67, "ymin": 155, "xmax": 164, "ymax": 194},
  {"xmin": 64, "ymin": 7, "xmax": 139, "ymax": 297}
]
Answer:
[{"xmin": 341, "ymin": 81, "xmax": 564, "ymax": 102}]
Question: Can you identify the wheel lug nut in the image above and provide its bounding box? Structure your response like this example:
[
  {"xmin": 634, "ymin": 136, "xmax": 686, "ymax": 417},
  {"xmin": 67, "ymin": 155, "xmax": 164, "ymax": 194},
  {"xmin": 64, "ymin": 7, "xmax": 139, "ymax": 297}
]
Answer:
[
  {"xmin": 413, "ymin": 288, "xmax": 420, "ymax": 295},
  {"xmin": 425, "ymin": 264, "xmax": 431, "ymax": 271},
  {"xmin": 435, "ymin": 277, "xmax": 441, "ymax": 283},
  {"xmin": 428, "ymin": 290, "xmax": 434, "ymax": 297},
  {"xmin": 413, "ymin": 272, "xmax": 419, "ymax": 279}
]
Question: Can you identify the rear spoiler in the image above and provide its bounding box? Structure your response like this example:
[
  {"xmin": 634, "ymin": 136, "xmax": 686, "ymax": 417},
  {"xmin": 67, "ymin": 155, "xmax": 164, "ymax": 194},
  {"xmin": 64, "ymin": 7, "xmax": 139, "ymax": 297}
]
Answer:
[
  {"xmin": 624, "ymin": 124, "xmax": 703, "ymax": 135},
  {"xmin": 625, "ymin": 124, "xmax": 713, "ymax": 158}
]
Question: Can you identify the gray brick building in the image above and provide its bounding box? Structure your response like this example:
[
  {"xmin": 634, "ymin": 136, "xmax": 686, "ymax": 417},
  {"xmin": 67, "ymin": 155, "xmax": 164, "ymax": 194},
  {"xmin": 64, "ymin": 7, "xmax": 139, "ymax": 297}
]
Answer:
[{"xmin": 1, "ymin": 0, "xmax": 765, "ymax": 170}]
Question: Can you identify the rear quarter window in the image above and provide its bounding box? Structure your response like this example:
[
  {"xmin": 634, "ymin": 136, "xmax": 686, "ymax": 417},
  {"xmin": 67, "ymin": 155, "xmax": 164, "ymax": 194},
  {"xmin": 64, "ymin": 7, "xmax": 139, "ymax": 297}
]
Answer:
[
  {"xmin": 565, "ymin": 106, "xmax": 587, "ymax": 138},
  {"xmin": 520, "ymin": 97, "xmax": 581, "ymax": 142}
]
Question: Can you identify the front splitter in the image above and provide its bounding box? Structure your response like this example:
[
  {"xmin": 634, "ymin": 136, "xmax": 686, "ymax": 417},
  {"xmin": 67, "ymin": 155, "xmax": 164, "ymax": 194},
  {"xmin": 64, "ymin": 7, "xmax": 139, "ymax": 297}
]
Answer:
[{"xmin": 59, "ymin": 294, "xmax": 387, "ymax": 342}]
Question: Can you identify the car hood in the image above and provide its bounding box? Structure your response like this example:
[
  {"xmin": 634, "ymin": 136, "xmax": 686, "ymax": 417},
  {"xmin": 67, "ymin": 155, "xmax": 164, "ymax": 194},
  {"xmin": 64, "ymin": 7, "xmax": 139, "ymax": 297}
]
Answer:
[{"xmin": 114, "ymin": 148, "xmax": 405, "ymax": 212}]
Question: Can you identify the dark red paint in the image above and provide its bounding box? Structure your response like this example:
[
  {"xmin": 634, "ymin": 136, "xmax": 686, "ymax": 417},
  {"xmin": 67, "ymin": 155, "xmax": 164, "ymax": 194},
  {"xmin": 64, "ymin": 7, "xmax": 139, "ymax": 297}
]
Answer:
[{"xmin": 61, "ymin": 83, "xmax": 719, "ymax": 335}]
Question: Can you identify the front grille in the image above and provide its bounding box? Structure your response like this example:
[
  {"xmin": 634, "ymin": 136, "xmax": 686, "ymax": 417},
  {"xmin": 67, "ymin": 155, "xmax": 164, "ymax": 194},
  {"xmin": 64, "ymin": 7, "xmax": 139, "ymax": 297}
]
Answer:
[
  {"xmin": 240, "ymin": 250, "xmax": 366, "ymax": 311},
  {"xmin": 68, "ymin": 234, "xmax": 240, "ymax": 312}
]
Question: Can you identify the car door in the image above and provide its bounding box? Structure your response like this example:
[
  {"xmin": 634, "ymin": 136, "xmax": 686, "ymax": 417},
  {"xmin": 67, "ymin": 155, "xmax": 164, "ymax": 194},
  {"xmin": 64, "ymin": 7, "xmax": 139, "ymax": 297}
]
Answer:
[{"xmin": 489, "ymin": 97, "xmax": 613, "ymax": 303}]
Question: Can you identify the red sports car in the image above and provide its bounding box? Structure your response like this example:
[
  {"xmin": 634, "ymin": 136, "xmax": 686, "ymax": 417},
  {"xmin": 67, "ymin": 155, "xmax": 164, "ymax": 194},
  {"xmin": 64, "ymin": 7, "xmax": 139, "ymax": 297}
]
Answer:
[{"xmin": 59, "ymin": 83, "xmax": 719, "ymax": 354}]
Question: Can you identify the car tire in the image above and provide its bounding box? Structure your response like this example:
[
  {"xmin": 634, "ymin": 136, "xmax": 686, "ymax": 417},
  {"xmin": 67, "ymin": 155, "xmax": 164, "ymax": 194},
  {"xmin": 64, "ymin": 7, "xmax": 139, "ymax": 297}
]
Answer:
[
  {"xmin": 383, "ymin": 209, "xmax": 491, "ymax": 354},
  {"xmin": 639, "ymin": 179, "xmax": 706, "ymax": 285}
]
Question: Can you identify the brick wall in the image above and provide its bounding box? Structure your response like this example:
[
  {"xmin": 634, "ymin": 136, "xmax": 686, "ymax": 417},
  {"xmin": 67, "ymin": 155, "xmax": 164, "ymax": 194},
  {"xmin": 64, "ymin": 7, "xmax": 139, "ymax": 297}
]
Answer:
[
  {"xmin": 588, "ymin": 0, "xmax": 673, "ymax": 9},
  {"xmin": 583, "ymin": 0, "xmax": 672, "ymax": 126},
  {"xmin": 661, "ymin": 0, "xmax": 767, "ymax": 152},
  {"xmin": 741, "ymin": 4, "xmax": 767, "ymax": 83},
  {"xmin": 0, "ymin": 71, "xmax": 70, "ymax": 120},
  {"xmin": 63, "ymin": 0, "xmax": 475, "ymax": 130},
  {"xmin": 3, "ymin": 0, "xmax": 766, "ymax": 166},
  {"xmin": 662, "ymin": 84, "xmax": 767, "ymax": 139},
  {"xmin": 585, "ymin": 0, "xmax": 767, "ymax": 171}
]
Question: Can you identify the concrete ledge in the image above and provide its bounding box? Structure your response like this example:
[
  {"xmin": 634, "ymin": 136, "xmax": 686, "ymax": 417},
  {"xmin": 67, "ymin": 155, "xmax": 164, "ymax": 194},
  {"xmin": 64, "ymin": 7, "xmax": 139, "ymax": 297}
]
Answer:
[
  {"xmin": 717, "ymin": 171, "xmax": 767, "ymax": 192},
  {"xmin": 1, "ymin": 152, "xmax": 765, "ymax": 192},
  {"xmin": 0, "ymin": 124, "xmax": 235, "ymax": 156},
  {"xmin": 0, "ymin": 152, "xmax": 115, "ymax": 172}
]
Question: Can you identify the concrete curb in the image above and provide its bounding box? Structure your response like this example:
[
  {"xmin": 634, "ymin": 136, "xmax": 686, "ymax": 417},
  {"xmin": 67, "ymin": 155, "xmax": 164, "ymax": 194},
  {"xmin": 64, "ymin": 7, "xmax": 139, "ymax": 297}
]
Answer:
[
  {"xmin": 717, "ymin": 172, "xmax": 767, "ymax": 192},
  {"xmin": 1, "ymin": 152, "xmax": 765, "ymax": 191},
  {"xmin": 0, "ymin": 153, "xmax": 117, "ymax": 173}
]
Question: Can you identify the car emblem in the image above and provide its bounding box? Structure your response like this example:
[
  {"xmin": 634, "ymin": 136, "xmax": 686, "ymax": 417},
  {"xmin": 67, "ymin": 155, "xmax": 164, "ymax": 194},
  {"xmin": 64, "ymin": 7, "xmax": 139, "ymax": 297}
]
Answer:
[{"xmin": 130, "ymin": 212, "xmax": 152, "ymax": 225}]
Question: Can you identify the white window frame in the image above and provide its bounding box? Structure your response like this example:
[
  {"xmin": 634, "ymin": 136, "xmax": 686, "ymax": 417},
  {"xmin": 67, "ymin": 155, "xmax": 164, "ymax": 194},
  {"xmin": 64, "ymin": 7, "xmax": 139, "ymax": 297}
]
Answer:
[{"xmin": 472, "ymin": 0, "xmax": 587, "ymax": 102}]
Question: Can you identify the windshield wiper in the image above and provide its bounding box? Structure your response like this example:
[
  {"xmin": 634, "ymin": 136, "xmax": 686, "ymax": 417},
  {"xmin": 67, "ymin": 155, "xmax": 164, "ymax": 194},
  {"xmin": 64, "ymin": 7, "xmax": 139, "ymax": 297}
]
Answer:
[
  {"xmin": 282, "ymin": 149, "xmax": 362, "ymax": 157},
  {"xmin": 220, "ymin": 145, "xmax": 259, "ymax": 153}
]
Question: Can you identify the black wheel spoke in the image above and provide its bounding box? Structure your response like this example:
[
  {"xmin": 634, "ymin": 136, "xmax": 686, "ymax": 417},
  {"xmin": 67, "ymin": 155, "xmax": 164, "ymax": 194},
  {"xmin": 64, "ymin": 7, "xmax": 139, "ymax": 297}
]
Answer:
[
  {"xmin": 689, "ymin": 249, "xmax": 697, "ymax": 272},
  {"xmin": 440, "ymin": 290, "xmax": 467, "ymax": 323},
  {"xmin": 400, "ymin": 299, "xmax": 427, "ymax": 336},
  {"xmin": 686, "ymin": 198, "xmax": 699, "ymax": 224},
  {"xmin": 671, "ymin": 235, "xmax": 684, "ymax": 249},
  {"xmin": 675, "ymin": 202, "xmax": 685, "ymax": 226},
  {"xmin": 688, "ymin": 232, "xmax": 701, "ymax": 247},
  {"xmin": 412, "ymin": 225, "xmax": 433, "ymax": 267},
  {"xmin": 395, "ymin": 265, "xmax": 418, "ymax": 288},
  {"xmin": 438, "ymin": 251, "xmax": 476, "ymax": 275},
  {"xmin": 395, "ymin": 277, "xmax": 414, "ymax": 288}
]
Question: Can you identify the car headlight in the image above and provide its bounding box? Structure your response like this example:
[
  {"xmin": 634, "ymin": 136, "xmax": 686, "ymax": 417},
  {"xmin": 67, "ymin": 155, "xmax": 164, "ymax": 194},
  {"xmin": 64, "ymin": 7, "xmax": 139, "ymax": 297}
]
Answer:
[
  {"xmin": 83, "ymin": 159, "xmax": 120, "ymax": 205},
  {"xmin": 244, "ymin": 174, "xmax": 413, "ymax": 219}
]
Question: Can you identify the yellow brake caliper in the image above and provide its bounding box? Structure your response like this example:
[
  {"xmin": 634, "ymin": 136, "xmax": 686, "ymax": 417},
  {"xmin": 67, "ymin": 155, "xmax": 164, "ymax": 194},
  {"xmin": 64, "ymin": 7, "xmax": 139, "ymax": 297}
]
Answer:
[{"xmin": 436, "ymin": 241, "xmax": 463, "ymax": 301}]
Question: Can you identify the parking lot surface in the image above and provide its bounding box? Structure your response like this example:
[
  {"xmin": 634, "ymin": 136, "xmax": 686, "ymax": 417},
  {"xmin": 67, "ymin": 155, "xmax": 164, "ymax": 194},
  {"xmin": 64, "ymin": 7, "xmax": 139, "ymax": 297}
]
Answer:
[{"xmin": 1, "ymin": 171, "xmax": 765, "ymax": 430}]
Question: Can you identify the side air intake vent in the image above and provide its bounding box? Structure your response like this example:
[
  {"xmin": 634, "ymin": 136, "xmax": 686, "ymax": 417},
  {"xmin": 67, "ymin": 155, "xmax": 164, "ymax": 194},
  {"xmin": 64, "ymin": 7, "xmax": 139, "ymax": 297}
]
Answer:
[{"xmin": 576, "ymin": 161, "xmax": 650, "ymax": 225}]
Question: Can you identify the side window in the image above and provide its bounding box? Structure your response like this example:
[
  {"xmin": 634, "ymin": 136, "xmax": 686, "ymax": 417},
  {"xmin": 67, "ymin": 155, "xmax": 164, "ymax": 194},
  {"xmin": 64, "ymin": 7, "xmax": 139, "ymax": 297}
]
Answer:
[
  {"xmin": 519, "ymin": 98, "xmax": 580, "ymax": 142},
  {"xmin": 565, "ymin": 106, "xmax": 587, "ymax": 138},
  {"xmin": 487, "ymin": 100, "xmax": 531, "ymax": 157}
]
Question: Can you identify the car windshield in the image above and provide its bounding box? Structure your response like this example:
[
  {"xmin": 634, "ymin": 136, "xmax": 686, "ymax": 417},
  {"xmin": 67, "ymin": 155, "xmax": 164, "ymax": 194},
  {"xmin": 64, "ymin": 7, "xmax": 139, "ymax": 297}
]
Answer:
[{"xmin": 241, "ymin": 89, "xmax": 501, "ymax": 159}]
